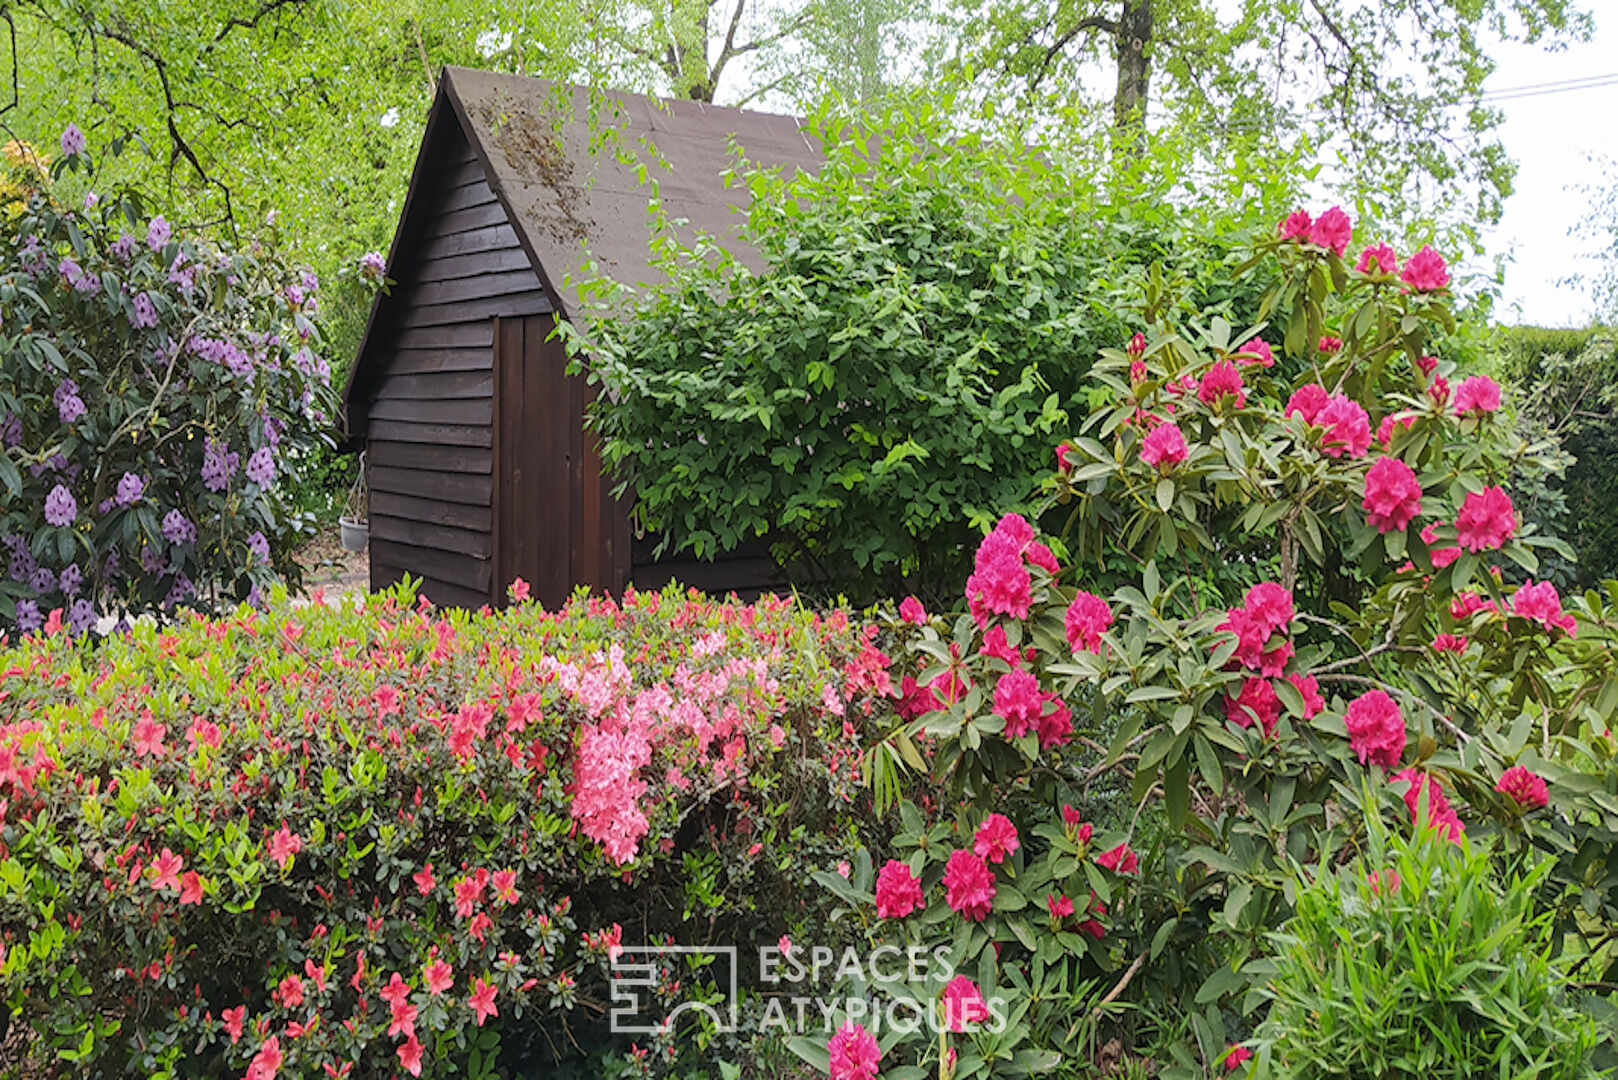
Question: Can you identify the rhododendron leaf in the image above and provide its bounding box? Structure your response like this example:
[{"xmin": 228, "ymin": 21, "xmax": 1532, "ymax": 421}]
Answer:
[
  {"xmin": 1193, "ymin": 733, "xmax": 1225, "ymax": 797},
  {"xmin": 1165, "ymin": 756, "xmax": 1190, "ymax": 829},
  {"xmin": 783, "ymin": 1036, "xmax": 830, "ymax": 1071}
]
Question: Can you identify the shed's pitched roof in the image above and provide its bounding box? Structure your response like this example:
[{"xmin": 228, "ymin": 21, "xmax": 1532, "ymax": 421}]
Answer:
[{"xmin": 343, "ymin": 68, "xmax": 821, "ymax": 432}]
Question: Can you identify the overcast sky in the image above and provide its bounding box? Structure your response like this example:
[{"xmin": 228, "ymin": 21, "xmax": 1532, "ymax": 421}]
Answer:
[{"xmin": 1481, "ymin": 13, "xmax": 1618, "ymax": 326}]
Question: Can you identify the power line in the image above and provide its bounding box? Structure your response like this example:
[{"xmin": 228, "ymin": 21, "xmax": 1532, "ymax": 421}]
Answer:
[{"xmin": 1478, "ymin": 71, "xmax": 1618, "ymax": 101}]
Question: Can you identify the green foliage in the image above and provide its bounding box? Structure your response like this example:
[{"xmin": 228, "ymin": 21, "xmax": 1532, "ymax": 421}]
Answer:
[
  {"xmin": 575, "ymin": 94, "xmax": 1283, "ymax": 604},
  {"xmin": 1251, "ymin": 819, "xmax": 1600, "ymax": 1080},
  {"xmin": 0, "ymin": 138, "xmax": 338, "ymax": 628},
  {"xmin": 0, "ymin": 583, "xmax": 892, "ymax": 1077},
  {"xmin": 841, "ymin": 214, "xmax": 1616, "ymax": 1076},
  {"xmin": 1494, "ymin": 326, "xmax": 1618, "ymax": 586}
]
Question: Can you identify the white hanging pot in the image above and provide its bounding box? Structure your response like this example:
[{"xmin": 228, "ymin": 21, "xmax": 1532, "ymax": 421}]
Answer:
[{"xmin": 338, "ymin": 515, "xmax": 369, "ymax": 552}]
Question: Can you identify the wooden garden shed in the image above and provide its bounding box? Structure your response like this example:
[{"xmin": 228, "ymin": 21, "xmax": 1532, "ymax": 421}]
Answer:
[{"xmin": 342, "ymin": 67, "xmax": 822, "ymax": 609}]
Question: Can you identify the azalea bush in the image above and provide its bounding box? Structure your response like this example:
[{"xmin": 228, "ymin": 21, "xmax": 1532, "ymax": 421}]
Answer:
[
  {"xmin": 0, "ymin": 582, "xmax": 898, "ymax": 1078},
  {"xmin": 816, "ymin": 208, "xmax": 1617, "ymax": 1078},
  {"xmin": 0, "ymin": 127, "xmax": 339, "ymax": 632}
]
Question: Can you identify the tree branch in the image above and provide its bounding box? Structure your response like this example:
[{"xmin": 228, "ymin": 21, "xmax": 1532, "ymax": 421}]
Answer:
[{"xmin": 1028, "ymin": 14, "xmax": 1118, "ymax": 95}]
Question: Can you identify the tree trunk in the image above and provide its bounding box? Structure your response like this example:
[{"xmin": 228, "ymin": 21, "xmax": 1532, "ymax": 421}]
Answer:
[{"xmin": 1112, "ymin": 0, "xmax": 1152, "ymax": 159}]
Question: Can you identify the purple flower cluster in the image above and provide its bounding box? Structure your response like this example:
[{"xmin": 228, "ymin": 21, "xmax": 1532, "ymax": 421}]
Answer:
[
  {"xmin": 190, "ymin": 336, "xmax": 255, "ymax": 379},
  {"xmin": 55, "ymin": 380, "xmax": 86, "ymax": 424},
  {"xmin": 29, "ymin": 566, "xmax": 56, "ymax": 594},
  {"xmin": 245, "ymin": 446, "xmax": 275, "ymax": 487},
  {"xmin": 140, "ymin": 545, "xmax": 167, "ymax": 574},
  {"xmin": 6, "ymin": 536, "xmax": 37, "ymax": 581},
  {"xmin": 359, "ymin": 251, "xmax": 387, "ymax": 279},
  {"xmin": 14, "ymin": 599, "xmax": 41, "ymax": 633},
  {"xmin": 161, "ymin": 510, "xmax": 196, "ymax": 545},
  {"xmin": 68, "ymin": 598, "xmax": 97, "ymax": 635},
  {"xmin": 130, "ymin": 292, "xmax": 158, "ymax": 330},
  {"xmin": 163, "ymin": 572, "xmax": 194, "ymax": 609},
  {"xmin": 147, "ymin": 216, "xmax": 172, "ymax": 250},
  {"xmin": 1, "ymin": 413, "xmax": 21, "ymax": 448},
  {"xmin": 262, "ymin": 414, "xmax": 283, "ymax": 447},
  {"xmin": 44, "ymin": 484, "xmax": 77, "ymax": 527},
  {"xmin": 116, "ymin": 472, "xmax": 146, "ymax": 506},
  {"xmin": 111, "ymin": 233, "xmax": 136, "ymax": 261},
  {"xmin": 58, "ymin": 258, "xmax": 100, "ymax": 295},
  {"xmin": 201, "ymin": 438, "xmax": 239, "ymax": 492},
  {"xmin": 59, "ymin": 563, "xmax": 83, "ymax": 597},
  {"xmin": 246, "ymin": 530, "xmax": 270, "ymax": 565},
  {"xmin": 60, "ymin": 124, "xmax": 87, "ymax": 157}
]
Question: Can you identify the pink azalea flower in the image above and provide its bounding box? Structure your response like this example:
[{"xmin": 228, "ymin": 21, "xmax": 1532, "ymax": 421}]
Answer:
[
  {"xmin": 423, "ymin": 959, "xmax": 454, "ymax": 995},
  {"xmin": 1095, "ymin": 841, "xmax": 1139, "ymax": 875},
  {"xmin": 179, "ymin": 870, "xmax": 204, "ymax": 905},
  {"xmin": 397, "ymin": 1033, "xmax": 424, "ymax": 1076},
  {"xmin": 267, "ymin": 826, "xmax": 302, "ymax": 867},
  {"xmin": 222, "ymin": 1005, "xmax": 246, "ymax": 1044},
  {"xmin": 898, "ymin": 596, "xmax": 926, "ymax": 624},
  {"xmin": 149, "ymin": 847, "xmax": 183, "ymax": 892},
  {"xmin": 1224, "ymin": 1045, "xmax": 1254, "ymax": 1071},
  {"xmin": 469, "ymin": 978, "xmax": 499, "ymax": 1026}
]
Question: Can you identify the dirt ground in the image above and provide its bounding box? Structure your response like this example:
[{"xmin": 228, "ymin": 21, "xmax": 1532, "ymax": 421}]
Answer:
[{"xmin": 293, "ymin": 529, "xmax": 370, "ymax": 604}]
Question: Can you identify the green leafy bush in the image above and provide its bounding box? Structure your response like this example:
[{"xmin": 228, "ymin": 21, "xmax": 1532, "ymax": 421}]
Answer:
[
  {"xmin": 828, "ymin": 209, "xmax": 1616, "ymax": 1077},
  {"xmin": 1251, "ymin": 818, "xmax": 1598, "ymax": 1079},
  {"xmin": 0, "ymin": 583, "xmax": 896, "ymax": 1078},
  {"xmin": 573, "ymin": 98, "xmax": 1275, "ymax": 605},
  {"xmin": 0, "ymin": 131, "xmax": 339, "ymax": 630}
]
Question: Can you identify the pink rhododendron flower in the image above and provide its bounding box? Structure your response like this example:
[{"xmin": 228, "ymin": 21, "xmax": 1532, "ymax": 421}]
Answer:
[
  {"xmin": 1496, "ymin": 764, "xmax": 1548, "ymax": 810},
  {"xmin": 1233, "ymin": 339, "xmax": 1274, "ymax": 368},
  {"xmin": 1065, "ymin": 591, "xmax": 1113, "ymax": 654},
  {"xmin": 1025, "ymin": 540, "xmax": 1059, "ymax": 574},
  {"xmin": 1455, "ymin": 486, "xmax": 1516, "ymax": 552},
  {"xmin": 1512, "ymin": 579, "xmax": 1578, "ymax": 635},
  {"xmin": 1432, "ymin": 633, "xmax": 1468, "ymax": 653},
  {"xmin": 1126, "ymin": 331, "xmax": 1147, "ymax": 359},
  {"xmin": 1344, "ymin": 689, "xmax": 1405, "ymax": 768},
  {"xmin": 1401, "ymin": 244, "xmax": 1450, "ymax": 291},
  {"xmin": 1450, "ymin": 590, "xmax": 1498, "ymax": 620},
  {"xmin": 1362, "ymin": 456, "xmax": 1423, "ymax": 533},
  {"xmin": 1056, "ymin": 441, "xmax": 1074, "ymax": 474},
  {"xmin": 1037, "ymin": 693, "xmax": 1074, "ymax": 749},
  {"xmin": 898, "ymin": 596, "xmax": 926, "ymax": 624},
  {"xmin": 1225, "ymin": 677, "xmax": 1280, "ymax": 737},
  {"xmin": 1310, "ymin": 206, "xmax": 1352, "ymax": 256},
  {"xmin": 1319, "ymin": 335, "xmax": 1343, "ymax": 355},
  {"xmin": 1284, "ymin": 383, "xmax": 1330, "ymax": 424},
  {"xmin": 994, "ymin": 668, "xmax": 1045, "ymax": 738},
  {"xmin": 874, "ymin": 859, "xmax": 925, "ymax": 918},
  {"xmin": 1452, "ymin": 375, "xmax": 1500, "ymax": 417},
  {"xmin": 1140, "ymin": 422, "xmax": 1188, "ymax": 468},
  {"xmin": 1377, "ymin": 412, "xmax": 1415, "ymax": 447},
  {"xmin": 1419, "ymin": 523, "xmax": 1461, "ymax": 568},
  {"xmin": 1217, "ymin": 582, "xmax": 1295, "ymax": 675},
  {"xmin": 1096, "ymin": 841, "xmax": 1139, "ymax": 875},
  {"xmin": 1416, "ymin": 354, "xmax": 1439, "ymax": 375},
  {"xmin": 1279, "ymin": 209, "xmax": 1313, "ymax": 239},
  {"xmin": 1318, "ymin": 394, "xmax": 1371, "ymax": 457},
  {"xmin": 1198, "ymin": 360, "xmax": 1246, "ymax": 408},
  {"xmin": 974, "ymin": 813, "xmax": 1020, "ymax": 864},
  {"xmin": 1130, "ymin": 359, "xmax": 1147, "ymax": 383},
  {"xmin": 828, "ymin": 1020, "xmax": 881, "ymax": 1080},
  {"xmin": 1287, "ymin": 673, "xmax": 1325, "ymax": 718},
  {"xmin": 1047, "ymin": 893, "xmax": 1075, "ymax": 919},
  {"xmin": 1428, "ymin": 374, "xmax": 1451, "ymax": 408},
  {"xmin": 943, "ymin": 849, "xmax": 996, "ymax": 921},
  {"xmin": 941, "ymin": 975, "xmax": 990, "ymax": 1032},
  {"xmin": 1394, "ymin": 768, "xmax": 1464, "ymax": 843},
  {"xmin": 965, "ymin": 517, "xmax": 1036, "ymax": 627},
  {"xmin": 1224, "ymin": 1046, "xmax": 1254, "ymax": 1071},
  {"xmin": 1356, "ymin": 243, "xmax": 1399, "ymax": 275},
  {"xmin": 981, "ymin": 625, "xmax": 1020, "ymax": 664}
]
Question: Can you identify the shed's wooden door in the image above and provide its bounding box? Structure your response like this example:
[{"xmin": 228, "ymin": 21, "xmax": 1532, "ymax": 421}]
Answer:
[{"xmin": 492, "ymin": 315, "xmax": 628, "ymax": 609}]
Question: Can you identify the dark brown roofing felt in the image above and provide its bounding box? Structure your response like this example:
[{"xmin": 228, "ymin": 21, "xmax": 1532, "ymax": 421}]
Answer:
[{"xmin": 342, "ymin": 68, "xmax": 822, "ymax": 432}]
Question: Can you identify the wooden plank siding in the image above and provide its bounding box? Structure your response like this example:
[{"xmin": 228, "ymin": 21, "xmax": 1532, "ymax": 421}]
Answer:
[{"xmin": 359, "ymin": 115, "xmax": 552, "ymax": 609}]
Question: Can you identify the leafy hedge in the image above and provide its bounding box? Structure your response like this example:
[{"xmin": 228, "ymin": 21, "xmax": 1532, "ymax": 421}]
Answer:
[
  {"xmin": 572, "ymin": 98, "xmax": 1275, "ymax": 605},
  {"xmin": 0, "ymin": 584, "xmax": 897, "ymax": 1078}
]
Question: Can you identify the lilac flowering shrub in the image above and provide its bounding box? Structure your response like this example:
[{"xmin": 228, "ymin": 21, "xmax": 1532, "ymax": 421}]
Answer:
[{"xmin": 0, "ymin": 130, "xmax": 338, "ymax": 631}]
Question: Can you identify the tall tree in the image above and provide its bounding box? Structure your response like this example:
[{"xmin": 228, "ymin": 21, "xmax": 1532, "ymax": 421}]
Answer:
[{"xmin": 951, "ymin": 0, "xmax": 1594, "ymax": 242}]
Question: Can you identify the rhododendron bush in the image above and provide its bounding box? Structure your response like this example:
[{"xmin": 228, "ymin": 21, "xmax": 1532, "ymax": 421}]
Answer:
[
  {"xmin": 823, "ymin": 211, "xmax": 1618, "ymax": 1077},
  {"xmin": 0, "ymin": 131, "xmax": 338, "ymax": 631},
  {"xmin": 0, "ymin": 584, "xmax": 894, "ymax": 1076}
]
